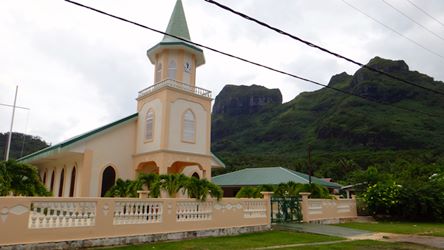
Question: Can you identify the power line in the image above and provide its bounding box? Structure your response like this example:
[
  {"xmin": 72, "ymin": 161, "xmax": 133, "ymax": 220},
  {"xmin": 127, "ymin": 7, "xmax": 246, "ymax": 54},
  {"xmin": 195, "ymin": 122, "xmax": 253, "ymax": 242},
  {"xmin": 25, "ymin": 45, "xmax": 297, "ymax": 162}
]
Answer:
[
  {"xmin": 341, "ymin": 0, "xmax": 444, "ymax": 61},
  {"xmin": 203, "ymin": 0, "xmax": 444, "ymax": 98},
  {"xmin": 63, "ymin": 0, "xmax": 441, "ymax": 118},
  {"xmin": 405, "ymin": 0, "xmax": 444, "ymax": 28},
  {"xmin": 381, "ymin": 0, "xmax": 444, "ymax": 42}
]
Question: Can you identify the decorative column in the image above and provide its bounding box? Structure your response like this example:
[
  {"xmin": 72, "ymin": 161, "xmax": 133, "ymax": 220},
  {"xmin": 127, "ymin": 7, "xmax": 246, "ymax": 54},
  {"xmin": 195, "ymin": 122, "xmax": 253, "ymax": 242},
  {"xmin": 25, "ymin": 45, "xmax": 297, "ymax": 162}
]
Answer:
[
  {"xmin": 260, "ymin": 191, "xmax": 273, "ymax": 227},
  {"xmin": 299, "ymin": 192, "xmax": 311, "ymax": 223}
]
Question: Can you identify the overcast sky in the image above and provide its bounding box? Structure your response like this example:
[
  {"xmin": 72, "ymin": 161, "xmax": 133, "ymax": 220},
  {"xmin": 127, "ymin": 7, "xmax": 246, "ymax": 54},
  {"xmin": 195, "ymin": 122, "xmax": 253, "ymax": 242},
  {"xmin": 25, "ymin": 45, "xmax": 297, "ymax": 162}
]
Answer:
[{"xmin": 1, "ymin": 0, "xmax": 443, "ymax": 145}]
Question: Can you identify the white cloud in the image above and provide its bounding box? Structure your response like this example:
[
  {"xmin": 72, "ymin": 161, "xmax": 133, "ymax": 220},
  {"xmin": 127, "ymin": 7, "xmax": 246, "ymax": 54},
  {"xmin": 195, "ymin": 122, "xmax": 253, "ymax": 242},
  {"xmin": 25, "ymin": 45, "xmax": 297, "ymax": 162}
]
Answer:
[{"xmin": 1, "ymin": 0, "xmax": 443, "ymax": 144}]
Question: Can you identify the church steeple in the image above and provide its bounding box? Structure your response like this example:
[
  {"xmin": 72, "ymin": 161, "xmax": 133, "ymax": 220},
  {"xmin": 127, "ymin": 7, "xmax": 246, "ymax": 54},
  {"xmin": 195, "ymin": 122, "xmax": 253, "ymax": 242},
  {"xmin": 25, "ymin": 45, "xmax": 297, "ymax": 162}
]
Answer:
[
  {"xmin": 162, "ymin": 0, "xmax": 191, "ymax": 43},
  {"xmin": 147, "ymin": 0, "xmax": 205, "ymax": 85}
]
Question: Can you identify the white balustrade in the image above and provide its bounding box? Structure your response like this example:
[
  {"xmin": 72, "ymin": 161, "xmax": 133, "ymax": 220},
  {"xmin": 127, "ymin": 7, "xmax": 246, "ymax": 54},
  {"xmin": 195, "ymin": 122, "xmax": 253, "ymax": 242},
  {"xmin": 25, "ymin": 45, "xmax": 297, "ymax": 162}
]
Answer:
[
  {"xmin": 29, "ymin": 201, "xmax": 96, "ymax": 229},
  {"xmin": 113, "ymin": 201, "xmax": 163, "ymax": 225},
  {"xmin": 176, "ymin": 201, "xmax": 213, "ymax": 222},
  {"xmin": 138, "ymin": 79, "xmax": 212, "ymax": 99},
  {"xmin": 242, "ymin": 200, "xmax": 267, "ymax": 218}
]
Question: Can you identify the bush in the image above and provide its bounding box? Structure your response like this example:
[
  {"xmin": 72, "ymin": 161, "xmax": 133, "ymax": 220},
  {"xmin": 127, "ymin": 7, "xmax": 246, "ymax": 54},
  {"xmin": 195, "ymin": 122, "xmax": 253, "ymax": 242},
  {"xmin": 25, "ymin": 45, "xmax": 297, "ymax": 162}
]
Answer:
[
  {"xmin": 0, "ymin": 160, "xmax": 50, "ymax": 196},
  {"xmin": 362, "ymin": 181, "xmax": 401, "ymax": 216}
]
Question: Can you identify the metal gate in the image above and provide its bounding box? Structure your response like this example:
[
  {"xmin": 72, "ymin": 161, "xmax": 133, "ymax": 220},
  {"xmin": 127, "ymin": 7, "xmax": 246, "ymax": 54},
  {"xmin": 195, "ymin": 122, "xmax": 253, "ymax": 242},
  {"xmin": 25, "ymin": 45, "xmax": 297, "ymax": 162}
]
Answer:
[{"xmin": 271, "ymin": 197, "xmax": 302, "ymax": 223}]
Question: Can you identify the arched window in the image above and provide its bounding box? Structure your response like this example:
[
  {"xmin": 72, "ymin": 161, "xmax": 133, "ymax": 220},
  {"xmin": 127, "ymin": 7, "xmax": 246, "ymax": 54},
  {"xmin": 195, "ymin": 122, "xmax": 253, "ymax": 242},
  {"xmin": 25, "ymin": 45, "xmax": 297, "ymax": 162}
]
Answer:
[
  {"xmin": 58, "ymin": 169, "xmax": 65, "ymax": 197},
  {"xmin": 145, "ymin": 109, "xmax": 154, "ymax": 141},
  {"xmin": 50, "ymin": 170, "xmax": 55, "ymax": 192},
  {"xmin": 101, "ymin": 166, "xmax": 116, "ymax": 197},
  {"xmin": 42, "ymin": 171, "xmax": 47, "ymax": 184},
  {"xmin": 183, "ymin": 110, "xmax": 196, "ymax": 143},
  {"xmin": 69, "ymin": 167, "xmax": 76, "ymax": 197},
  {"xmin": 168, "ymin": 60, "xmax": 176, "ymax": 79},
  {"xmin": 192, "ymin": 172, "xmax": 200, "ymax": 179},
  {"xmin": 155, "ymin": 62, "xmax": 162, "ymax": 82}
]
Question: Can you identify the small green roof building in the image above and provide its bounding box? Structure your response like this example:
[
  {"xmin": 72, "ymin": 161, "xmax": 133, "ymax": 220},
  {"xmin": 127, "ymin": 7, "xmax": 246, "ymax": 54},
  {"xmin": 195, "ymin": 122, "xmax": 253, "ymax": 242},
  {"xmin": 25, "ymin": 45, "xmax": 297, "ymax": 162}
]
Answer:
[{"xmin": 212, "ymin": 167, "xmax": 341, "ymax": 197}]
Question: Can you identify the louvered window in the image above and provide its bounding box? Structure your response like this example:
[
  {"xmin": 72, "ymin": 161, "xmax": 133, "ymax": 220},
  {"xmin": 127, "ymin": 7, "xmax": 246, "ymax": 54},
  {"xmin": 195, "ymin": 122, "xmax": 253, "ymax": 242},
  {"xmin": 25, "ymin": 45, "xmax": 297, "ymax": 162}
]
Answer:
[
  {"xmin": 146, "ymin": 110, "xmax": 154, "ymax": 141},
  {"xmin": 183, "ymin": 110, "xmax": 195, "ymax": 143}
]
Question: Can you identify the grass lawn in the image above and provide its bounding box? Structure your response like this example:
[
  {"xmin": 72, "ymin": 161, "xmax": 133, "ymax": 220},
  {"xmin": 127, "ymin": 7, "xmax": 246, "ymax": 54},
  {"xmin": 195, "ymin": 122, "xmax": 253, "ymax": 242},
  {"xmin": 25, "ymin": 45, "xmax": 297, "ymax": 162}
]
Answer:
[
  {"xmin": 100, "ymin": 230, "xmax": 437, "ymax": 250},
  {"xmin": 280, "ymin": 240, "xmax": 436, "ymax": 250},
  {"xmin": 337, "ymin": 221, "xmax": 444, "ymax": 237},
  {"xmin": 102, "ymin": 230, "xmax": 342, "ymax": 250}
]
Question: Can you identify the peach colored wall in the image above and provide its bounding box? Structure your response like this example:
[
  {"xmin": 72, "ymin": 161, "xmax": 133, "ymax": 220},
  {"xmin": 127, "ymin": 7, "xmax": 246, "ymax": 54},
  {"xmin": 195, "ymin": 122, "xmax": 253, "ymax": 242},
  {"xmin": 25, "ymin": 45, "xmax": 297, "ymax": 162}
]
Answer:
[
  {"xmin": 168, "ymin": 99, "xmax": 208, "ymax": 155},
  {"xmin": 136, "ymin": 99, "xmax": 163, "ymax": 154},
  {"xmin": 299, "ymin": 193, "xmax": 357, "ymax": 222},
  {"xmin": 74, "ymin": 120, "xmax": 137, "ymax": 197},
  {"xmin": 0, "ymin": 196, "xmax": 270, "ymax": 246}
]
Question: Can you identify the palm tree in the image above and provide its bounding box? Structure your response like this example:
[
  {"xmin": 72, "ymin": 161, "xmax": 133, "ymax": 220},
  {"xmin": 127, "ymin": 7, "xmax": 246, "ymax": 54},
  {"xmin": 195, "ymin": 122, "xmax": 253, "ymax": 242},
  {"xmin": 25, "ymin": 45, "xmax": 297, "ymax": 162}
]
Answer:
[
  {"xmin": 137, "ymin": 173, "xmax": 160, "ymax": 198},
  {"xmin": 236, "ymin": 186, "xmax": 261, "ymax": 198},
  {"xmin": 105, "ymin": 179, "xmax": 138, "ymax": 197},
  {"xmin": 0, "ymin": 160, "xmax": 50, "ymax": 196},
  {"xmin": 185, "ymin": 178, "xmax": 223, "ymax": 201},
  {"xmin": 159, "ymin": 174, "xmax": 188, "ymax": 198}
]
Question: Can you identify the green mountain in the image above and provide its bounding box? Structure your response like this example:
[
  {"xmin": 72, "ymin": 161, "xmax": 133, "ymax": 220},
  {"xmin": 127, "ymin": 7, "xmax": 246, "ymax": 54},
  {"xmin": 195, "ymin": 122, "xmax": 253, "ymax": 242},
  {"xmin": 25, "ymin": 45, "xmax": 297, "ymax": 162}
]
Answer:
[
  {"xmin": 0, "ymin": 132, "xmax": 49, "ymax": 160},
  {"xmin": 211, "ymin": 57, "xmax": 444, "ymax": 180}
]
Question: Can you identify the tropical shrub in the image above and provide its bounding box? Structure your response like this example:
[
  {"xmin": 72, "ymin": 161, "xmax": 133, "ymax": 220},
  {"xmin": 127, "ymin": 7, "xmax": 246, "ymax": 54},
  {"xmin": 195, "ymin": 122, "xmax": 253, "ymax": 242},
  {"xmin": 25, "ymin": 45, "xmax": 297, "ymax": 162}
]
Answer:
[
  {"xmin": 137, "ymin": 173, "xmax": 160, "ymax": 198},
  {"xmin": 361, "ymin": 181, "xmax": 401, "ymax": 216},
  {"xmin": 235, "ymin": 186, "xmax": 262, "ymax": 198},
  {"xmin": 105, "ymin": 173, "xmax": 223, "ymax": 201},
  {"xmin": 105, "ymin": 179, "xmax": 139, "ymax": 197},
  {"xmin": 0, "ymin": 160, "xmax": 50, "ymax": 196},
  {"xmin": 274, "ymin": 181, "xmax": 331, "ymax": 199},
  {"xmin": 159, "ymin": 174, "xmax": 188, "ymax": 198}
]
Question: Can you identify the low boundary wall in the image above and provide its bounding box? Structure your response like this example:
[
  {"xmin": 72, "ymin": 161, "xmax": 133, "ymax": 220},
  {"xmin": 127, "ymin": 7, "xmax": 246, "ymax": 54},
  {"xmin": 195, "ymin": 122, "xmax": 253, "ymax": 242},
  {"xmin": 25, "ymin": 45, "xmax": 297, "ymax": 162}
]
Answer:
[
  {"xmin": 0, "ymin": 195, "xmax": 272, "ymax": 248},
  {"xmin": 299, "ymin": 193, "xmax": 357, "ymax": 223}
]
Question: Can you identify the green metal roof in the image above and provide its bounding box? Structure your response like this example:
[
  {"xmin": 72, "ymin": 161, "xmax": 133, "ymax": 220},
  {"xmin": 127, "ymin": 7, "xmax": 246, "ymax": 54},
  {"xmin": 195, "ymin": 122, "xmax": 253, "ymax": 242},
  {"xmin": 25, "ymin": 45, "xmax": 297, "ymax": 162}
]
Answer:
[
  {"xmin": 146, "ymin": 0, "xmax": 205, "ymax": 66},
  {"xmin": 212, "ymin": 167, "xmax": 342, "ymax": 189},
  {"xmin": 162, "ymin": 0, "xmax": 191, "ymax": 43},
  {"xmin": 18, "ymin": 113, "xmax": 138, "ymax": 162}
]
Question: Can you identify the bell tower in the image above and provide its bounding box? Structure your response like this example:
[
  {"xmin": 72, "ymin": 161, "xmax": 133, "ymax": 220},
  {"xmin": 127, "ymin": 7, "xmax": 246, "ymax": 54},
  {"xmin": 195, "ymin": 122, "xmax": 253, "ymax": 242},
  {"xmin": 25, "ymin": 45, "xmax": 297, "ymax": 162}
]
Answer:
[
  {"xmin": 133, "ymin": 0, "xmax": 217, "ymax": 179},
  {"xmin": 146, "ymin": 0, "xmax": 205, "ymax": 86}
]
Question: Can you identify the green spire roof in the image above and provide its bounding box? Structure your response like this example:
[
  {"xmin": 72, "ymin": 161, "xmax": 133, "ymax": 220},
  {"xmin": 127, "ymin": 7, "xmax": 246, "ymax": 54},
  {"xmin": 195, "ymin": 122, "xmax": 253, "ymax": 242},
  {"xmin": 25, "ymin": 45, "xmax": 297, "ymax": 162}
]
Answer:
[
  {"xmin": 162, "ymin": 0, "xmax": 191, "ymax": 43},
  {"xmin": 147, "ymin": 0, "xmax": 205, "ymax": 66}
]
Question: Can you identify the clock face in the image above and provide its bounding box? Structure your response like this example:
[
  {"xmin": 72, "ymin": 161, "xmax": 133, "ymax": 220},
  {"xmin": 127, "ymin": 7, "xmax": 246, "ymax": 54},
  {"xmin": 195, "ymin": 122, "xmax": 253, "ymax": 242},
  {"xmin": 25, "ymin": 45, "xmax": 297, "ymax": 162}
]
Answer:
[{"xmin": 184, "ymin": 61, "xmax": 192, "ymax": 73}]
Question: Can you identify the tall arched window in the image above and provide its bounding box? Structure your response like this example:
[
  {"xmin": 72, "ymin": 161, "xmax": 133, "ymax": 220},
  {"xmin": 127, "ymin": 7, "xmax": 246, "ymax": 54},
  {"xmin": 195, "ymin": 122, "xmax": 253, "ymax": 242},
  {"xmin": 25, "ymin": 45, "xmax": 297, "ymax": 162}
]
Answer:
[
  {"xmin": 145, "ymin": 109, "xmax": 154, "ymax": 141},
  {"xmin": 58, "ymin": 169, "xmax": 65, "ymax": 197},
  {"xmin": 155, "ymin": 62, "xmax": 162, "ymax": 82},
  {"xmin": 183, "ymin": 110, "xmax": 196, "ymax": 143},
  {"xmin": 168, "ymin": 60, "xmax": 176, "ymax": 79},
  {"xmin": 101, "ymin": 166, "xmax": 116, "ymax": 197},
  {"xmin": 69, "ymin": 167, "xmax": 76, "ymax": 197},
  {"xmin": 50, "ymin": 170, "xmax": 55, "ymax": 193},
  {"xmin": 42, "ymin": 171, "xmax": 47, "ymax": 185},
  {"xmin": 192, "ymin": 172, "xmax": 200, "ymax": 179}
]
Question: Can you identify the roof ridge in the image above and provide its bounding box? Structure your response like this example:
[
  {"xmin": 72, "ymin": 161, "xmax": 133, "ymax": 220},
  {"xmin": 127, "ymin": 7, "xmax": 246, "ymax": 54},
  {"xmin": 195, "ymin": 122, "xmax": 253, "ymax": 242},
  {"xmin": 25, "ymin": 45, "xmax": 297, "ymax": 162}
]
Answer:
[{"xmin": 281, "ymin": 167, "xmax": 308, "ymax": 183}]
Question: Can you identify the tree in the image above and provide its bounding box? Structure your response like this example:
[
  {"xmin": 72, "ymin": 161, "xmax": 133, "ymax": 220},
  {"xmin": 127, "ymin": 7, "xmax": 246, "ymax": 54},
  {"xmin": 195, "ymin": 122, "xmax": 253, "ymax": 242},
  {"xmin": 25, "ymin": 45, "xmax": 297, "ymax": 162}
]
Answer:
[
  {"xmin": 137, "ymin": 173, "xmax": 160, "ymax": 198},
  {"xmin": 0, "ymin": 160, "xmax": 50, "ymax": 196},
  {"xmin": 159, "ymin": 174, "xmax": 188, "ymax": 198},
  {"xmin": 105, "ymin": 179, "xmax": 139, "ymax": 198},
  {"xmin": 236, "ymin": 186, "xmax": 262, "ymax": 198}
]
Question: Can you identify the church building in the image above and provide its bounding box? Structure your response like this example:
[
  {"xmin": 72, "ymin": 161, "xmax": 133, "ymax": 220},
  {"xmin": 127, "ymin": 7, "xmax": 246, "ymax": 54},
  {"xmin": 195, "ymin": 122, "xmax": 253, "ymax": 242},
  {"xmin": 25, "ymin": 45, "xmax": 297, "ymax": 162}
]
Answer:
[{"xmin": 20, "ymin": 0, "xmax": 225, "ymax": 197}]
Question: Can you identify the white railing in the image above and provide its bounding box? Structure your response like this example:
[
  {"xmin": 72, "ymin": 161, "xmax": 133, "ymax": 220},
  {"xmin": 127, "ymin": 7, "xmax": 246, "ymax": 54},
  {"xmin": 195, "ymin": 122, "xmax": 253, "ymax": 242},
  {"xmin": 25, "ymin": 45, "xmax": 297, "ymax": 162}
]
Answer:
[
  {"xmin": 138, "ymin": 79, "xmax": 212, "ymax": 99},
  {"xmin": 29, "ymin": 201, "xmax": 96, "ymax": 229},
  {"xmin": 0, "ymin": 197, "xmax": 271, "ymax": 246},
  {"xmin": 176, "ymin": 201, "xmax": 213, "ymax": 221},
  {"xmin": 113, "ymin": 201, "xmax": 163, "ymax": 225},
  {"xmin": 242, "ymin": 200, "xmax": 267, "ymax": 218}
]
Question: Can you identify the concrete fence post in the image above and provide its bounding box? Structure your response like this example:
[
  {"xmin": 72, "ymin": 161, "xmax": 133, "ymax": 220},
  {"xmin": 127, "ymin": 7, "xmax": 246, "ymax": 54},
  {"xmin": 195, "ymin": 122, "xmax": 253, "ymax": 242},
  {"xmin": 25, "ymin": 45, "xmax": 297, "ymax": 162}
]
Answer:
[
  {"xmin": 260, "ymin": 191, "xmax": 273, "ymax": 227},
  {"xmin": 299, "ymin": 192, "xmax": 311, "ymax": 223}
]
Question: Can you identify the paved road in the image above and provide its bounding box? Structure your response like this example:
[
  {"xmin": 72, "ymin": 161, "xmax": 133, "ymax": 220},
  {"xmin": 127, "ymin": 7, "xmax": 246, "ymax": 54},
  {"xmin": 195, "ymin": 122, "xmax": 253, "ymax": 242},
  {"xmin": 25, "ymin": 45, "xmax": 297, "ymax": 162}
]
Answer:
[
  {"xmin": 274, "ymin": 223, "xmax": 374, "ymax": 238},
  {"xmin": 274, "ymin": 223, "xmax": 444, "ymax": 249}
]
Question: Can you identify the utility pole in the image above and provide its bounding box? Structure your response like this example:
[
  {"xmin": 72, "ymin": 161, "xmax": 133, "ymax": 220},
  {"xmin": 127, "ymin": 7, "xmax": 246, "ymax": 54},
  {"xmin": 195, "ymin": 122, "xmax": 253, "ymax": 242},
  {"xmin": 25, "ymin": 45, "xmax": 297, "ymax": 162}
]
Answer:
[
  {"xmin": 5, "ymin": 86, "xmax": 18, "ymax": 161},
  {"xmin": 307, "ymin": 144, "xmax": 312, "ymax": 185}
]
